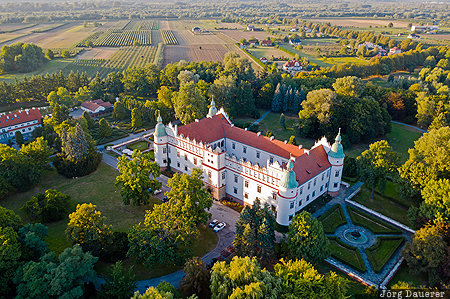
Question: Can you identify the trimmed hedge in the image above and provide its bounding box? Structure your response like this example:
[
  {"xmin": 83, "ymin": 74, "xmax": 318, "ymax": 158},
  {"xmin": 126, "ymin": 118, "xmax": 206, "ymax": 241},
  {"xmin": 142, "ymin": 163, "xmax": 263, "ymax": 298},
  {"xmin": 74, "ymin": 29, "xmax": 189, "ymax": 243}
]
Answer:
[
  {"xmin": 366, "ymin": 236, "xmax": 405, "ymax": 273},
  {"xmin": 318, "ymin": 204, "xmax": 347, "ymax": 234},
  {"xmin": 328, "ymin": 236, "xmax": 367, "ymax": 273},
  {"xmin": 347, "ymin": 206, "xmax": 402, "ymax": 234},
  {"xmin": 236, "ymin": 43, "xmax": 267, "ymax": 69},
  {"xmin": 54, "ymin": 149, "xmax": 102, "ymax": 178}
]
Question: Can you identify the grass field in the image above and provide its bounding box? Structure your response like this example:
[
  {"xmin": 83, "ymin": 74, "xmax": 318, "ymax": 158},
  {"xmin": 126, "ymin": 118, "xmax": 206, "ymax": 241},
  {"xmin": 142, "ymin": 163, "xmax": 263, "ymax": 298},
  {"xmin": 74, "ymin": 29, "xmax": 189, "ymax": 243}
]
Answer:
[
  {"xmin": 319, "ymin": 56, "xmax": 369, "ymax": 65},
  {"xmin": 279, "ymin": 43, "xmax": 332, "ymax": 67},
  {"xmin": 366, "ymin": 236, "xmax": 404, "ymax": 273},
  {"xmin": 388, "ymin": 263, "xmax": 428, "ymax": 288},
  {"xmin": 0, "ymin": 59, "xmax": 72, "ymax": 83},
  {"xmin": 347, "ymin": 206, "xmax": 402, "ymax": 234},
  {"xmin": 126, "ymin": 140, "xmax": 149, "ymax": 151}
]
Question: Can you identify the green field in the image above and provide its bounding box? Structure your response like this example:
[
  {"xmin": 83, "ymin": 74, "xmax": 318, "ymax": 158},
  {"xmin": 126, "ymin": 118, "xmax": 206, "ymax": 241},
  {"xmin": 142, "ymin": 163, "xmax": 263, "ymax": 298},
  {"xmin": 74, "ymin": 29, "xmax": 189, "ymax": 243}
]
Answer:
[
  {"xmin": 328, "ymin": 236, "xmax": 367, "ymax": 273},
  {"xmin": 0, "ymin": 162, "xmax": 218, "ymax": 279},
  {"xmin": 0, "ymin": 59, "xmax": 72, "ymax": 83},
  {"xmin": 366, "ymin": 236, "xmax": 404, "ymax": 273},
  {"xmin": 279, "ymin": 43, "xmax": 332, "ymax": 67},
  {"xmin": 126, "ymin": 140, "xmax": 150, "ymax": 151},
  {"xmin": 319, "ymin": 56, "xmax": 369, "ymax": 65},
  {"xmin": 319, "ymin": 204, "xmax": 347, "ymax": 234},
  {"xmin": 347, "ymin": 206, "xmax": 402, "ymax": 234}
]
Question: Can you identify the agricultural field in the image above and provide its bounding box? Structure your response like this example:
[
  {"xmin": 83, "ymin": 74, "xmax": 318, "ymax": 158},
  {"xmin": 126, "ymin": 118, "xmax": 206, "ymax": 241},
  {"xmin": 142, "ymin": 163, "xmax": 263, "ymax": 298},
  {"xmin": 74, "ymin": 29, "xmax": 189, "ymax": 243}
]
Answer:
[
  {"xmin": 76, "ymin": 47, "xmax": 118, "ymax": 60},
  {"xmin": 61, "ymin": 59, "xmax": 106, "ymax": 78},
  {"xmin": 307, "ymin": 18, "xmax": 412, "ymax": 28},
  {"xmin": 173, "ymin": 30, "xmax": 227, "ymax": 45},
  {"xmin": 161, "ymin": 30, "xmax": 178, "ymax": 45},
  {"xmin": 31, "ymin": 23, "xmax": 66, "ymax": 33},
  {"xmin": 163, "ymin": 44, "xmax": 236, "ymax": 65},
  {"xmin": 218, "ymin": 29, "xmax": 274, "ymax": 42},
  {"xmin": 92, "ymin": 29, "xmax": 152, "ymax": 47}
]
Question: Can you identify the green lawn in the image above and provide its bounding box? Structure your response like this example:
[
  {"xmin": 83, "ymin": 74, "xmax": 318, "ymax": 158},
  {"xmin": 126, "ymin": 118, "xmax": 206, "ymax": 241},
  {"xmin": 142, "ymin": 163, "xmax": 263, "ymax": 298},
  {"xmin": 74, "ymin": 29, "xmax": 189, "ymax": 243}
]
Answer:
[
  {"xmin": 366, "ymin": 236, "xmax": 405, "ymax": 273},
  {"xmin": 279, "ymin": 43, "xmax": 332, "ymax": 67},
  {"xmin": 387, "ymin": 263, "xmax": 429, "ymax": 288},
  {"xmin": 328, "ymin": 237, "xmax": 367, "ymax": 273},
  {"xmin": 347, "ymin": 206, "xmax": 402, "ymax": 234},
  {"xmin": 126, "ymin": 140, "xmax": 150, "ymax": 151},
  {"xmin": 0, "ymin": 59, "xmax": 73, "ymax": 83},
  {"xmin": 315, "ymin": 261, "xmax": 367, "ymax": 295},
  {"xmin": 319, "ymin": 56, "xmax": 368, "ymax": 65},
  {"xmin": 352, "ymin": 188, "xmax": 409, "ymax": 226},
  {"xmin": 319, "ymin": 204, "xmax": 347, "ymax": 234}
]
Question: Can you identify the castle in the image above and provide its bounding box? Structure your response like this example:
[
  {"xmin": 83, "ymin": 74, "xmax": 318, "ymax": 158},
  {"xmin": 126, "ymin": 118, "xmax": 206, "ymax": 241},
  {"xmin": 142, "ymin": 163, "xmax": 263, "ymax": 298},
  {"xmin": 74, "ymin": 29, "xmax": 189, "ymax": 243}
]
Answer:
[{"xmin": 153, "ymin": 100, "xmax": 345, "ymax": 226}]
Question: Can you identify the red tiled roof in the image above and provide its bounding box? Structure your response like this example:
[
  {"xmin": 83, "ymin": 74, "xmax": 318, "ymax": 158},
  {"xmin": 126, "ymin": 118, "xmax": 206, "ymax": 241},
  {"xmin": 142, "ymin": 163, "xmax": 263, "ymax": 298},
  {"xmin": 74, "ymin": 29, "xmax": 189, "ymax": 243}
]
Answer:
[
  {"xmin": 0, "ymin": 108, "xmax": 42, "ymax": 129},
  {"xmin": 293, "ymin": 145, "xmax": 331, "ymax": 185},
  {"xmin": 81, "ymin": 100, "xmax": 112, "ymax": 112},
  {"xmin": 261, "ymin": 40, "xmax": 272, "ymax": 45},
  {"xmin": 177, "ymin": 114, "xmax": 305, "ymax": 159}
]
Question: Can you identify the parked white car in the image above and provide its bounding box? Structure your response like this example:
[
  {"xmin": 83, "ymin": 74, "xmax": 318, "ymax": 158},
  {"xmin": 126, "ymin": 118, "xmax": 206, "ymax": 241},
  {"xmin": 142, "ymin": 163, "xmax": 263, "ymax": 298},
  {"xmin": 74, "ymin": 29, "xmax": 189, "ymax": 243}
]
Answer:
[
  {"xmin": 213, "ymin": 222, "xmax": 226, "ymax": 232},
  {"xmin": 153, "ymin": 189, "xmax": 162, "ymax": 195},
  {"xmin": 208, "ymin": 219, "xmax": 219, "ymax": 228}
]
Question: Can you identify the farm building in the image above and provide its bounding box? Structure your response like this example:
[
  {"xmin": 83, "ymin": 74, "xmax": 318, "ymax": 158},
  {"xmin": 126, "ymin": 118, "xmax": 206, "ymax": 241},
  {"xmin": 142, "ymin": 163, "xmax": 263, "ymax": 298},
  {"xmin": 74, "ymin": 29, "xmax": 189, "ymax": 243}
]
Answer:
[
  {"xmin": 389, "ymin": 47, "xmax": 402, "ymax": 55},
  {"xmin": 247, "ymin": 25, "xmax": 255, "ymax": 31},
  {"xmin": 411, "ymin": 25, "xmax": 439, "ymax": 32},
  {"xmin": 153, "ymin": 101, "xmax": 345, "ymax": 226},
  {"xmin": 0, "ymin": 108, "xmax": 42, "ymax": 143},
  {"xmin": 249, "ymin": 40, "xmax": 258, "ymax": 46},
  {"xmin": 192, "ymin": 27, "xmax": 201, "ymax": 33},
  {"xmin": 261, "ymin": 40, "xmax": 273, "ymax": 47},
  {"xmin": 81, "ymin": 99, "xmax": 113, "ymax": 116},
  {"xmin": 282, "ymin": 60, "xmax": 302, "ymax": 72},
  {"xmin": 289, "ymin": 39, "xmax": 302, "ymax": 46},
  {"xmin": 260, "ymin": 57, "xmax": 268, "ymax": 63},
  {"xmin": 408, "ymin": 33, "xmax": 420, "ymax": 39}
]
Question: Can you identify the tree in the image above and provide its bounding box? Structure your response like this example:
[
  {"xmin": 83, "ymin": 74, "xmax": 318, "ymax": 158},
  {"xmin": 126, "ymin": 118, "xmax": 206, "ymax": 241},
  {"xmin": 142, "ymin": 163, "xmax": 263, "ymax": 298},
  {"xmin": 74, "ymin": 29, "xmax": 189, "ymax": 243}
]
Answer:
[
  {"xmin": 181, "ymin": 257, "xmax": 211, "ymax": 299},
  {"xmin": 98, "ymin": 261, "xmax": 137, "ymax": 299},
  {"xmin": 210, "ymin": 256, "xmax": 281, "ymax": 299},
  {"xmin": 14, "ymin": 245, "xmax": 98, "ymax": 298},
  {"xmin": 50, "ymin": 103, "xmax": 69, "ymax": 124},
  {"xmin": 82, "ymin": 111, "xmax": 95, "ymax": 128},
  {"xmin": 399, "ymin": 127, "xmax": 450, "ymax": 190},
  {"xmin": 173, "ymin": 81, "xmax": 207, "ymax": 124},
  {"xmin": 65, "ymin": 203, "xmax": 112, "ymax": 255},
  {"xmin": 209, "ymin": 75, "xmax": 238, "ymax": 116},
  {"xmin": 131, "ymin": 286, "xmax": 175, "ymax": 299},
  {"xmin": 114, "ymin": 101, "xmax": 127, "ymax": 120},
  {"xmin": 286, "ymin": 211, "xmax": 329, "ymax": 263},
  {"xmin": 280, "ymin": 113, "xmax": 286, "ymax": 130},
  {"xmin": 0, "ymin": 226, "xmax": 21, "ymax": 295},
  {"xmin": 105, "ymin": 72, "xmax": 124, "ymax": 96},
  {"xmin": 403, "ymin": 223, "xmax": 446, "ymax": 280},
  {"xmin": 357, "ymin": 140, "xmax": 399, "ymax": 199},
  {"xmin": 21, "ymin": 189, "xmax": 70, "ymax": 223},
  {"xmin": 15, "ymin": 130, "xmax": 24, "ymax": 146},
  {"xmin": 20, "ymin": 137, "xmax": 52, "ymax": 171},
  {"xmin": 127, "ymin": 201, "xmax": 198, "ymax": 266},
  {"xmin": 122, "ymin": 66, "xmax": 159, "ymax": 97},
  {"xmin": 273, "ymin": 258, "xmax": 349, "ymax": 299},
  {"xmin": 45, "ymin": 49, "xmax": 54, "ymax": 60},
  {"xmin": 388, "ymin": 22, "xmax": 394, "ymax": 28},
  {"xmin": 0, "ymin": 206, "xmax": 22, "ymax": 230},
  {"xmin": 233, "ymin": 199, "xmax": 275, "ymax": 264},
  {"xmin": 115, "ymin": 151, "xmax": 162, "ymax": 206},
  {"xmin": 131, "ymin": 108, "xmax": 142, "ymax": 128},
  {"xmin": 332, "ymin": 76, "xmax": 365, "ymax": 98},
  {"xmin": 288, "ymin": 135, "xmax": 296, "ymax": 145},
  {"xmin": 165, "ymin": 168, "xmax": 212, "ymax": 225},
  {"xmin": 17, "ymin": 223, "xmax": 49, "ymax": 261},
  {"xmin": 429, "ymin": 113, "xmax": 448, "ymax": 131},
  {"xmin": 61, "ymin": 50, "xmax": 71, "ymax": 58},
  {"xmin": 157, "ymin": 86, "xmax": 174, "ymax": 109},
  {"xmin": 419, "ymin": 179, "xmax": 450, "ymax": 223},
  {"xmin": 271, "ymin": 83, "xmax": 283, "ymax": 112},
  {"xmin": 99, "ymin": 118, "xmax": 112, "ymax": 137}
]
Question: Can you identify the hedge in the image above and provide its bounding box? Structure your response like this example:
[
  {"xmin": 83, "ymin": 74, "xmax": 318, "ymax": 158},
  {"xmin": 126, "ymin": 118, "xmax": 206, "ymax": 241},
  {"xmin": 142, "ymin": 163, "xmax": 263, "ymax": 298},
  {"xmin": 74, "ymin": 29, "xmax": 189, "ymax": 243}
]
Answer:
[
  {"xmin": 328, "ymin": 236, "xmax": 367, "ymax": 273},
  {"xmin": 318, "ymin": 204, "xmax": 347, "ymax": 234},
  {"xmin": 366, "ymin": 236, "xmax": 405, "ymax": 273},
  {"xmin": 235, "ymin": 43, "xmax": 267, "ymax": 69},
  {"xmin": 347, "ymin": 206, "xmax": 402, "ymax": 234}
]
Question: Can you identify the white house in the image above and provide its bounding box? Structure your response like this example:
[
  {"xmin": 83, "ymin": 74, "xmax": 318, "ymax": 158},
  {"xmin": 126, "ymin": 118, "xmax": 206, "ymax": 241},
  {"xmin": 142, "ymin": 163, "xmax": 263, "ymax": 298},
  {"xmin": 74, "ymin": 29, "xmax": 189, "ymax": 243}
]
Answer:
[
  {"xmin": 153, "ymin": 100, "xmax": 345, "ymax": 226},
  {"xmin": 411, "ymin": 25, "xmax": 439, "ymax": 32},
  {"xmin": 0, "ymin": 108, "xmax": 42, "ymax": 142},
  {"xmin": 389, "ymin": 47, "xmax": 402, "ymax": 55},
  {"xmin": 283, "ymin": 60, "xmax": 302, "ymax": 72},
  {"xmin": 289, "ymin": 39, "xmax": 302, "ymax": 46}
]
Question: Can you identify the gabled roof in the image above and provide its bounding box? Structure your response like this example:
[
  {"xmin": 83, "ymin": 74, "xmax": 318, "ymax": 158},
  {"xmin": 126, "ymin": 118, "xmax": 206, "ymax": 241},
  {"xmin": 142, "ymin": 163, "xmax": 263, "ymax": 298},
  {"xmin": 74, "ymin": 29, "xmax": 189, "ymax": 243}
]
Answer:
[
  {"xmin": 0, "ymin": 108, "xmax": 42, "ymax": 129},
  {"xmin": 261, "ymin": 40, "xmax": 273, "ymax": 45},
  {"xmin": 293, "ymin": 145, "xmax": 331, "ymax": 185},
  {"xmin": 82, "ymin": 100, "xmax": 112, "ymax": 112}
]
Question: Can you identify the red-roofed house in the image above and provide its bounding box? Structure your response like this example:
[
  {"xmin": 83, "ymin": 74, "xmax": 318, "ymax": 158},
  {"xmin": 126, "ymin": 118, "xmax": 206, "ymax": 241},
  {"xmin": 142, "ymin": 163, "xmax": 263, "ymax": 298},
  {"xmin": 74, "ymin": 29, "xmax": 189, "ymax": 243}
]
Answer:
[
  {"xmin": 261, "ymin": 39, "xmax": 273, "ymax": 47},
  {"xmin": 0, "ymin": 108, "xmax": 42, "ymax": 142},
  {"xmin": 260, "ymin": 57, "xmax": 268, "ymax": 63},
  {"xmin": 389, "ymin": 47, "xmax": 402, "ymax": 55},
  {"xmin": 81, "ymin": 99, "xmax": 113, "ymax": 116},
  {"xmin": 153, "ymin": 100, "xmax": 345, "ymax": 226},
  {"xmin": 282, "ymin": 60, "xmax": 302, "ymax": 72}
]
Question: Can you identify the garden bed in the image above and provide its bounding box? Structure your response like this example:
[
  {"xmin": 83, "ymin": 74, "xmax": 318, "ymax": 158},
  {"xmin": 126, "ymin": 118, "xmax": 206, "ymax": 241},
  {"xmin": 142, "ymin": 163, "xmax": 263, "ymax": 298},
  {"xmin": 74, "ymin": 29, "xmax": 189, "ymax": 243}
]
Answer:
[
  {"xmin": 319, "ymin": 204, "xmax": 347, "ymax": 234},
  {"xmin": 347, "ymin": 206, "xmax": 402, "ymax": 234},
  {"xmin": 365, "ymin": 236, "xmax": 405, "ymax": 273},
  {"xmin": 328, "ymin": 236, "xmax": 367, "ymax": 273},
  {"xmin": 126, "ymin": 140, "xmax": 150, "ymax": 151}
]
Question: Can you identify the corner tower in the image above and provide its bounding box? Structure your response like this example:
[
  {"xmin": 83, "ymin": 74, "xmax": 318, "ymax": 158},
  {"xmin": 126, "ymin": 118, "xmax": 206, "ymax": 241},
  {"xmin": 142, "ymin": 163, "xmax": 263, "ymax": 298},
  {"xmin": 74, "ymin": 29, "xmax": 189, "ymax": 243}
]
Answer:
[
  {"xmin": 327, "ymin": 129, "xmax": 345, "ymax": 194},
  {"xmin": 153, "ymin": 110, "xmax": 168, "ymax": 167},
  {"xmin": 276, "ymin": 158, "xmax": 299, "ymax": 226},
  {"xmin": 207, "ymin": 97, "xmax": 218, "ymax": 118}
]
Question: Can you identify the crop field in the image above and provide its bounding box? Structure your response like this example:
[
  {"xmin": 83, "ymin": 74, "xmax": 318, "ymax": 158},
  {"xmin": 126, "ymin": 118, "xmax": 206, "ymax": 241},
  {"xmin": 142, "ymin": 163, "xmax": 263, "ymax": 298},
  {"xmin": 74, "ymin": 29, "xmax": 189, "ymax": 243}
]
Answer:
[
  {"xmin": 0, "ymin": 23, "xmax": 36, "ymax": 33},
  {"xmin": 62, "ymin": 59, "xmax": 106, "ymax": 77},
  {"xmin": 218, "ymin": 29, "xmax": 274, "ymax": 42},
  {"xmin": 74, "ymin": 31, "xmax": 103, "ymax": 47},
  {"xmin": 93, "ymin": 29, "xmax": 152, "ymax": 47},
  {"xmin": 307, "ymin": 18, "xmax": 412, "ymax": 28},
  {"xmin": 173, "ymin": 30, "xmax": 227, "ymax": 45},
  {"xmin": 163, "ymin": 44, "xmax": 234, "ymax": 65},
  {"xmin": 76, "ymin": 47, "xmax": 119, "ymax": 60},
  {"xmin": 31, "ymin": 23, "xmax": 66, "ymax": 33},
  {"xmin": 48, "ymin": 47, "xmax": 84, "ymax": 58},
  {"xmin": 161, "ymin": 30, "xmax": 178, "ymax": 45}
]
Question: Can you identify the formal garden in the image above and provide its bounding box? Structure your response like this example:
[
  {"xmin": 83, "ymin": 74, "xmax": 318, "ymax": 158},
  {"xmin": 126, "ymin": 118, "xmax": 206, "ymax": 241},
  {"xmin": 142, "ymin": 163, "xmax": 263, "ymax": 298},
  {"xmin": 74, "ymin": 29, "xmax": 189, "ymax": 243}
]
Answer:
[{"xmin": 317, "ymin": 202, "xmax": 410, "ymax": 285}]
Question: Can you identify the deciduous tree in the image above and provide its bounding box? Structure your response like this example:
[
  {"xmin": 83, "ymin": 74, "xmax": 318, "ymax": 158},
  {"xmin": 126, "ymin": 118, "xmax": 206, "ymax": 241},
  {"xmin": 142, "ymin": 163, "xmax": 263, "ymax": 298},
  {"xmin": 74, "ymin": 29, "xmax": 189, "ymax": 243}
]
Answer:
[{"xmin": 98, "ymin": 261, "xmax": 137, "ymax": 299}]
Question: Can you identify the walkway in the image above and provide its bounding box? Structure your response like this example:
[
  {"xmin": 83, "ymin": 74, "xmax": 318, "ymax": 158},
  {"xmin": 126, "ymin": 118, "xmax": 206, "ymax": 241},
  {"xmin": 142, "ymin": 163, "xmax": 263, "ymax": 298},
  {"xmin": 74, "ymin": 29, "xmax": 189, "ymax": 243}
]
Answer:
[
  {"xmin": 391, "ymin": 120, "xmax": 427, "ymax": 133},
  {"xmin": 314, "ymin": 181, "xmax": 412, "ymax": 287},
  {"xmin": 248, "ymin": 110, "xmax": 270, "ymax": 128}
]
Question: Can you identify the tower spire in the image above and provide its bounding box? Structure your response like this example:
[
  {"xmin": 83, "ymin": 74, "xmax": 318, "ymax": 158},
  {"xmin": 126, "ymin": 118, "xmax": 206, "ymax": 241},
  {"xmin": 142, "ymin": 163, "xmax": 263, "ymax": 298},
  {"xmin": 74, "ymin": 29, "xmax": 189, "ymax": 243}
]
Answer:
[
  {"xmin": 207, "ymin": 96, "xmax": 218, "ymax": 118},
  {"xmin": 328, "ymin": 128, "xmax": 345, "ymax": 159},
  {"xmin": 154, "ymin": 110, "xmax": 166, "ymax": 137}
]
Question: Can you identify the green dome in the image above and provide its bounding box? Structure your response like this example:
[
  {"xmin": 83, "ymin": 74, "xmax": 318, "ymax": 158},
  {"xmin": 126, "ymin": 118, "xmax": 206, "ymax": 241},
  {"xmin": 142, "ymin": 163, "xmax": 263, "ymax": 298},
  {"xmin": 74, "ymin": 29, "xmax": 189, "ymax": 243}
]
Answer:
[
  {"xmin": 154, "ymin": 111, "xmax": 167, "ymax": 137},
  {"xmin": 207, "ymin": 98, "xmax": 218, "ymax": 117},
  {"xmin": 280, "ymin": 159, "xmax": 299, "ymax": 189},
  {"xmin": 329, "ymin": 129, "xmax": 345, "ymax": 159}
]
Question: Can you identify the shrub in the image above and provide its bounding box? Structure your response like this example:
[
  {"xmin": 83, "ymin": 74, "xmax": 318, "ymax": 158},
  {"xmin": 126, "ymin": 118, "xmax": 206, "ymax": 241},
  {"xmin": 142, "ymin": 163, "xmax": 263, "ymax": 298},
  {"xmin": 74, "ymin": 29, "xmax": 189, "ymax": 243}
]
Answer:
[
  {"xmin": 21, "ymin": 189, "xmax": 70, "ymax": 223},
  {"xmin": 54, "ymin": 149, "xmax": 102, "ymax": 178},
  {"xmin": 366, "ymin": 236, "xmax": 404, "ymax": 273},
  {"xmin": 99, "ymin": 231, "xmax": 129, "ymax": 263},
  {"xmin": 221, "ymin": 199, "xmax": 244, "ymax": 212}
]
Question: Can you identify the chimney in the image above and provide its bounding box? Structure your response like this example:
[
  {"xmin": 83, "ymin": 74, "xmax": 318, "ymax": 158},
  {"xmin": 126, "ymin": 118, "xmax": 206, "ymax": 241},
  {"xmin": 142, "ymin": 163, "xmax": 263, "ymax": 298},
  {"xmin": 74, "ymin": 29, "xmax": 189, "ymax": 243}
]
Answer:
[
  {"xmin": 284, "ymin": 140, "xmax": 287, "ymax": 144},
  {"xmin": 270, "ymin": 136, "xmax": 274, "ymax": 141},
  {"xmin": 244, "ymin": 128, "xmax": 248, "ymax": 131},
  {"xmin": 257, "ymin": 132, "xmax": 261, "ymax": 136}
]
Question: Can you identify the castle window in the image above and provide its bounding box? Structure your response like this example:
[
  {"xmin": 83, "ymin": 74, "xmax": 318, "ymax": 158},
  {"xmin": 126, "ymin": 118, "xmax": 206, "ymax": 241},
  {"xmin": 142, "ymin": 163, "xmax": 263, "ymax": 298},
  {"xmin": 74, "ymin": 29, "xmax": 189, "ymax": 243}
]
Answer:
[
  {"xmin": 177, "ymin": 162, "xmax": 180, "ymax": 168},
  {"xmin": 244, "ymin": 193, "xmax": 248, "ymax": 199},
  {"xmin": 243, "ymin": 146, "xmax": 247, "ymax": 154},
  {"xmin": 335, "ymin": 170, "xmax": 339, "ymax": 177},
  {"xmin": 234, "ymin": 175, "xmax": 238, "ymax": 183},
  {"xmin": 290, "ymin": 202, "xmax": 294, "ymax": 209},
  {"xmin": 234, "ymin": 187, "xmax": 238, "ymax": 194},
  {"xmin": 322, "ymin": 173, "xmax": 325, "ymax": 180},
  {"xmin": 257, "ymin": 185, "xmax": 261, "ymax": 193},
  {"xmin": 221, "ymin": 140, "xmax": 224, "ymax": 147},
  {"xmin": 244, "ymin": 180, "xmax": 249, "ymax": 188},
  {"xmin": 222, "ymin": 172, "xmax": 226, "ymax": 180},
  {"xmin": 270, "ymin": 156, "xmax": 273, "ymax": 164},
  {"xmin": 312, "ymin": 191, "xmax": 316, "ymax": 197},
  {"xmin": 326, "ymin": 183, "xmax": 328, "ymax": 188},
  {"xmin": 185, "ymin": 166, "xmax": 188, "ymax": 171},
  {"xmin": 163, "ymin": 159, "xmax": 167, "ymax": 164},
  {"xmin": 256, "ymin": 151, "xmax": 260, "ymax": 158},
  {"xmin": 272, "ymin": 192, "xmax": 277, "ymax": 200},
  {"xmin": 177, "ymin": 151, "xmax": 180, "ymax": 157},
  {"xmin": 308, "ymin": 182, "xmax": 311, "ymax": 190},
  {"xmin": 163, "ymin": 147, "xmax": 167, "ymax": 154},
  {"xmin": 306, "ymin": 195, "xmax": 310, "ymax": 201},
  {"xmin": 232, "ymin": 142, "xmax": 235, "ymax": 149},
  {"xmin": 320, "ymin": 185, "xmax": 323, "ymax": 192},
  {"xmin": 185, "ymin": 155, "xmax": 188, "ymax": 161},
  {"xmin": 334, "ymin": 183, "xmax": 338, "ymax": 188},
  {"xmin": 300, "ymin": 187, "xmax": 303, "ymax": 194},
  {"xmin": 314, "ymin": 178, "xmax": 316, "ymax": 186},
  {"xmin": 194, "ymin": 158, "xmax": 197, "ymax": 165},
  {"xmin": 298, "ymin": 200, "xmax": 302, "ymax": 206}
]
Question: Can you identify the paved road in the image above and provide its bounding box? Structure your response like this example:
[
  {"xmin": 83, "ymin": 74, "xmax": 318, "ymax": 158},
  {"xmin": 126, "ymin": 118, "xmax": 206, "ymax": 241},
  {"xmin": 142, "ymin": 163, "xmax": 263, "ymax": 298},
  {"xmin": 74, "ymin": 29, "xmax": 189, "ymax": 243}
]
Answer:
[{"xmin": 391, "ymin": 120, "xmax": 427, "ymax": 133}]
